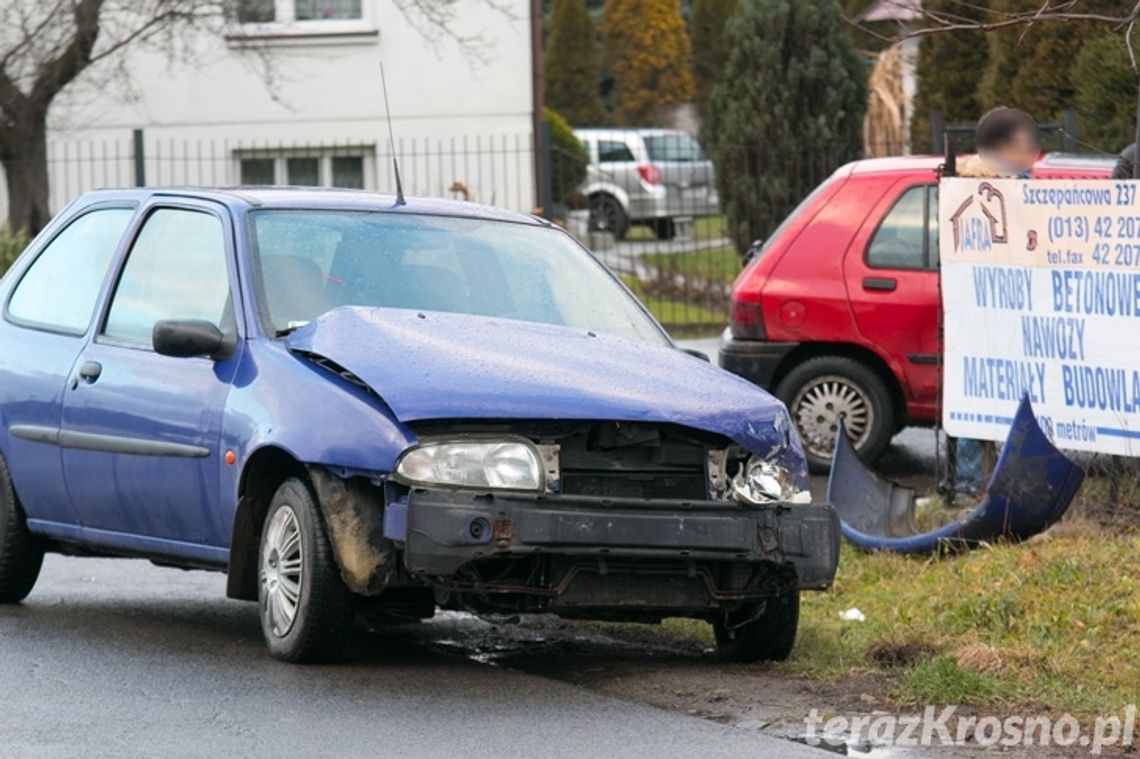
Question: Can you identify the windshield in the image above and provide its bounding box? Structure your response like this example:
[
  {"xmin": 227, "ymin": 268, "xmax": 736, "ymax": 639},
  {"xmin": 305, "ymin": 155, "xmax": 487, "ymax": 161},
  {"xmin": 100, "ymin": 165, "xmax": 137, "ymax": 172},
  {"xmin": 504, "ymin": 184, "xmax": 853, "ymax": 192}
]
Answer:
[
  {"xmin": 248, "ymin": 210, "xmax": 667, "ymax": 344},
  {"xmin": 644, "ymin": 133, "xmax": 705, "ymax": 162}
]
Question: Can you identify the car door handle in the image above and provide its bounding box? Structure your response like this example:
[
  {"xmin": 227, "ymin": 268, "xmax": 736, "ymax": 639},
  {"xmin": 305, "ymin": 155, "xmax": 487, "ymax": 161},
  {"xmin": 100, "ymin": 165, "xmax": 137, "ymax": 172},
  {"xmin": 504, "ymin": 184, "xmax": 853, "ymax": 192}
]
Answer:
[
  {"xmin": 863, "ymin": 277, "xmax": 897, "ymax": 292},
  {"xmin": 78, "ymin": 361, "xmax": 103, "ymax": 384}
]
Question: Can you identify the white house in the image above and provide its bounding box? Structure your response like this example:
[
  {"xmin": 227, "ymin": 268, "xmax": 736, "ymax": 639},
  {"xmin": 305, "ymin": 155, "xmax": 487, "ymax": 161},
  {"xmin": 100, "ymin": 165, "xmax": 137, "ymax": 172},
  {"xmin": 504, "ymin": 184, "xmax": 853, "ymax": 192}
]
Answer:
[{"xmin": 2, "ymin": 0, "xmax": 539, "ymax": 220}]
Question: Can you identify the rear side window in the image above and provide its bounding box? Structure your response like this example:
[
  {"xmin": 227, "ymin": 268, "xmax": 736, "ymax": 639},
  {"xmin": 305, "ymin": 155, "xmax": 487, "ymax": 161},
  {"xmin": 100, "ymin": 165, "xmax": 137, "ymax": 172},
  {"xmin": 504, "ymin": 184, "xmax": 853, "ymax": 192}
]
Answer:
[
  {"xmin": 867, "ymin": 185, "xmax": 937, "ymax": 269},
  {"xmin": 598, "ymin": 140, "xmax": 635, "ymax": 163},
  {"xmin": 103, "ymin": 208, "xmax": 231, "ymax": 345},
  {"xmin": 644, "ymin": 133, "xmax": 704, "ymax": 162},
  {"xmin": 7, "ymin": 208, "xmax": 134, "ymax": 334}
]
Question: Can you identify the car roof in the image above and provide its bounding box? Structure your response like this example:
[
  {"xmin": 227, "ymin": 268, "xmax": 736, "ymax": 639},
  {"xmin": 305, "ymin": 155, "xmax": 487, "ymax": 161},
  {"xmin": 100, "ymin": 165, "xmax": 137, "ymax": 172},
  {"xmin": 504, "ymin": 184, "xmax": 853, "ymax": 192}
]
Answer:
[
  {"xmin": 572, "ymin": 127, "xmax": 689, "ymax": 137},
  {"xmin": 75, "ymin": 186, "xmax": 547, "ymax": 226},
  {"xmin": 846, "ymin": 152, "xmax": 1115, "ymax": 176}
]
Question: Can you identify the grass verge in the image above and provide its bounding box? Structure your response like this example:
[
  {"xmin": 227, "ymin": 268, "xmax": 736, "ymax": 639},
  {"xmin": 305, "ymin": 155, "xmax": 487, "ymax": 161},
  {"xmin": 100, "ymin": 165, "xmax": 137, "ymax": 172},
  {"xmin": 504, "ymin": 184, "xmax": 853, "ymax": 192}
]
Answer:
[
  {"xmin": 625, "ymin": 215, "xmax": 728, "ymax": 242},
  {"xmin": 640, "ymin": 244, "xmax": 741, "ymax": 284},
  {"xmin": 621, "ymin": 275, "xmax": 726, "ymax": 336},
  {"xmin": 664, "ymin": 535, "xmax": 1140, "ymax": 718}
]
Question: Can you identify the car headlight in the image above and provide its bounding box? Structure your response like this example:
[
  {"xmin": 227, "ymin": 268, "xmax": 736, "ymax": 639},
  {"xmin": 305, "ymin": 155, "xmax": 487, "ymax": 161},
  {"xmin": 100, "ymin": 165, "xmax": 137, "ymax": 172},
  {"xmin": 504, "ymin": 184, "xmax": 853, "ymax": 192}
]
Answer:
[
  {"xmin": 394, "ymin": 439, "xmax": 543, "ymax": 492},
  {"xmin": 731, "ymin": 457, "xmax": 811, "ymax": 505}
]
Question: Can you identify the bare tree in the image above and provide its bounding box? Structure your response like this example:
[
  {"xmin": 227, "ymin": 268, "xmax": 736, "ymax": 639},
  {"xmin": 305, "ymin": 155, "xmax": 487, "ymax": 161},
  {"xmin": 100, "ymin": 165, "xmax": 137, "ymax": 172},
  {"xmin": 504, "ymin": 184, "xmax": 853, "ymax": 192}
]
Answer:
[
  {"xmin": 850, "ymin": 1, "xmax": 1138, "ymax": 40},
  {"xmin": 0, "ymin": 0, "xmax": 511, "ymax": 234},
  {"xmin": 848, "ymin": 1, "xmax": 1140, "ymax": 175}
]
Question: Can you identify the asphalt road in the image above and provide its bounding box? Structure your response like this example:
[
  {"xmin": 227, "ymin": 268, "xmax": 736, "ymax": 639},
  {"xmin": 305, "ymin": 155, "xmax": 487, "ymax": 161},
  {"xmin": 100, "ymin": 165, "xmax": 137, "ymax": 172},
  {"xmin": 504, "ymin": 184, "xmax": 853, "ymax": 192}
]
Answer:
[{"xmin": 0, "ymin": 556, "xmax": 831, "ymax": 759}]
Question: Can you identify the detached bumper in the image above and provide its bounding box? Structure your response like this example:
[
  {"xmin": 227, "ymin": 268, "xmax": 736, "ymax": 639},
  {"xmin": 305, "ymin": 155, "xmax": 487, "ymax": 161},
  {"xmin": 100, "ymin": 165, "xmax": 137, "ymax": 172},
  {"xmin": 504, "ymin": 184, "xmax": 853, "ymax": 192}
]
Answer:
[{"xmin": 403, "ymin": 490, "xmax": 839, "ymax": 590}]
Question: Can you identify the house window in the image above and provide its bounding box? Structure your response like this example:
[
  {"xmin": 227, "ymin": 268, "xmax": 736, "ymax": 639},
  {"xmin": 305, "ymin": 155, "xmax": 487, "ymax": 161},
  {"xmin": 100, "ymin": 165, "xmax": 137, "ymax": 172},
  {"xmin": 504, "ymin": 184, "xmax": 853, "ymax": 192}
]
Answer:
[
  {"xmin": 238, "ymin": 151, "xmax": 372, "ymax": 189},
  {"xmin": 331, "ymin": 156, "xmax": 364, "ymax": 189},
  {"xmin": 287, "ymin": 157, "xmax": 321, "ymax": 186},
  {"xmin": 295, "ymin": 1, "xmax": 362, "ymax": 20},
  {"xmin": 241, "ymin": 158, "xmax": 276, "ymax": 186},
  {"xmin": 235, "ymin": 0, "xmax": 364, "ymax": 24},
  {"xmin": 236, "ymin": 0, "xmax": 277, "ymax": 22}
]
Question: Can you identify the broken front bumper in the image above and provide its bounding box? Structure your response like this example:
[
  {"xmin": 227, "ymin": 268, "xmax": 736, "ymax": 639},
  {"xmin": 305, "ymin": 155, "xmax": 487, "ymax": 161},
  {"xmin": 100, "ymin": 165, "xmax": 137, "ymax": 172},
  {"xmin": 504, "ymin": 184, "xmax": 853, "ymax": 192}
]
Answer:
[{"xmin": 399, "ymin": 490, "xmax": 840, "ymax": 590}]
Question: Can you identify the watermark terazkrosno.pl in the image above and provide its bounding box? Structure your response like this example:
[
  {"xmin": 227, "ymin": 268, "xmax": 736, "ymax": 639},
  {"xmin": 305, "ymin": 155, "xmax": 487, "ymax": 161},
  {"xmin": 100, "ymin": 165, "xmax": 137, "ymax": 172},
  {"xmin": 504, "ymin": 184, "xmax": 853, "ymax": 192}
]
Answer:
[{"xmin": 804, "ymin": 705, "xmax": 1136, "ymax": 755}]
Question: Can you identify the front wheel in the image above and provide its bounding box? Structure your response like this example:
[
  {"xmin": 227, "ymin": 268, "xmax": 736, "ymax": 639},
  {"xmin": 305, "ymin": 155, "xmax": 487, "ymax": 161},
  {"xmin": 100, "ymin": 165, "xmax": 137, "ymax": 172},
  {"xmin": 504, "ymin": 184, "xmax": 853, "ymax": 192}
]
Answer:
[
  {"xmin": 0, "ymin": 456, "xmax": 44, "ymax": 603},
  {"xmin": 258, "ymin": 478, "xmax": 353, "ymax": 663},
  {"xmin": 713, "ymin": 590, "xmax": 800, "ymax": 663},
  {"xmin": 775, "ymin": 356, "xmax": 896, "ymax": 474}
]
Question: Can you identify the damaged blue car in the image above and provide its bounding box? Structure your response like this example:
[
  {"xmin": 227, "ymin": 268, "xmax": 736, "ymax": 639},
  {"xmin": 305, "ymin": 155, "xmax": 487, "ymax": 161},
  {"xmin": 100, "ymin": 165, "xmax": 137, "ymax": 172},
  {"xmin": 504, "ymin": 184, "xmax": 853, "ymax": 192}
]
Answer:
[{"xmin": 0, "ymin": 188, "xmax": 839, "ymax": 662}]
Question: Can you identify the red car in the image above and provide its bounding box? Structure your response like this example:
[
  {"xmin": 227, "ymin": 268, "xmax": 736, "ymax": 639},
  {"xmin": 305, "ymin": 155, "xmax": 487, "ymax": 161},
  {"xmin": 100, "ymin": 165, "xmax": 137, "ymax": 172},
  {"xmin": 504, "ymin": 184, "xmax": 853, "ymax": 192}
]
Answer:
[{"xmin": 719, "ymin": 153, "xmax": 1114, "ymax": 472}]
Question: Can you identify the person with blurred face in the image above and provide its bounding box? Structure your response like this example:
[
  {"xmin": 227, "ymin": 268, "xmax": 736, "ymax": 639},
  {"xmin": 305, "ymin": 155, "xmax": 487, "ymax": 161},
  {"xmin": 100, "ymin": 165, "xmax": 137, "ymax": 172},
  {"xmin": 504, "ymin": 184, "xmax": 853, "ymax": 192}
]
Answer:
[
  {"xmin": 958, "ymin": 107, "xmax": 1040, "ymax": 179},
  {"xmin": 949, "ymin": 108, "xmax": 1039, "ymax": 494}
]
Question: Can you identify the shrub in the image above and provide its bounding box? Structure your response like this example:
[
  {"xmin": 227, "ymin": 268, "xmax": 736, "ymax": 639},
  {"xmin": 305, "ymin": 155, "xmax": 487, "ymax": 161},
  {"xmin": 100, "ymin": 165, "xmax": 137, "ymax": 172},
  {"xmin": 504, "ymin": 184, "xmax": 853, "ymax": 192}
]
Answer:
[
  {"xmin": 690, "ymin": 0, "xmax": 737, "ymax": 126},
  {"xmin": 705, "ymin": 0, "xmax": 865, "ymax": 255},
  {"xmin": 601, "ymin": 0, "xmax": 694, "ymax": 126},
  {"xmin": 545, "ymin": 0, "xmax": 607, "ymax": 126},
  {"xmin": 1073, "ymin": 35, "xmax": 1138, "ymax": 156},
  {"xmin": 0, "ymin": 226, "xmax": 28, "ymax": 278},
  {"xmin": 545, "ymin": 107, "xmax": 589, "ymax": 210}
]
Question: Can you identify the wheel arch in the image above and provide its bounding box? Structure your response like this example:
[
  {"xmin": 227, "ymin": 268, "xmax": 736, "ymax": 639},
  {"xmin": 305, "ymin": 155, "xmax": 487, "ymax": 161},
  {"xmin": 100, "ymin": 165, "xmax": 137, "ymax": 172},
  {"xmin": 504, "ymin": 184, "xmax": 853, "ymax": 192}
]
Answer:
[
  {"xmin": 582, "ymin": 181, "xmax": 630, "ymax": 212},
  {"xmin": 769, "ymin": 342, "xmax": 908, "ymax": 432},
  {"xmin": 226, "ymin": 445, "xmax": 308, "ymax": 601}
]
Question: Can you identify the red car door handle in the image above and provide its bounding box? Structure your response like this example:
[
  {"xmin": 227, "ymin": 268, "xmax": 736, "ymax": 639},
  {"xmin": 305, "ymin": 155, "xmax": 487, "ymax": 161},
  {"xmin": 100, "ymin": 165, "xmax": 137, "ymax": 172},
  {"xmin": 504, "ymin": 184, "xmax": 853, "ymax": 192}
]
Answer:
[{"xmin": 863, "ymin": 277, "xmax": 897, "ymax": 292}]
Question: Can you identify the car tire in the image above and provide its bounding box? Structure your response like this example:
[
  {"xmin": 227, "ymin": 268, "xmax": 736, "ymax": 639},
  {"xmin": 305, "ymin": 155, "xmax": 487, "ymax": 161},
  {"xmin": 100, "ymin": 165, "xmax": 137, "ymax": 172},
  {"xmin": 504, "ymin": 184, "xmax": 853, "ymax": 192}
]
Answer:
[
  {"xmin": 713, "ymin": 590, "xmax": 799, "ymax": 663},
  {"xmin": 652, "ymin": 217, "xmax": 677, "ymax": 240},
  {"xmin": 775, "ymin": 356, "xmax": 895, "ymax": 474},
  {"xmin": 258, "ymin": 477, "xmax": 353, "ymax": 663},
  {"xmin": 0, "ymin": 456, "xmax": 44, "ymax": 604},
  {"xmin": 588, "ymin": 193, "xmax": 629, "ymax": 240}
]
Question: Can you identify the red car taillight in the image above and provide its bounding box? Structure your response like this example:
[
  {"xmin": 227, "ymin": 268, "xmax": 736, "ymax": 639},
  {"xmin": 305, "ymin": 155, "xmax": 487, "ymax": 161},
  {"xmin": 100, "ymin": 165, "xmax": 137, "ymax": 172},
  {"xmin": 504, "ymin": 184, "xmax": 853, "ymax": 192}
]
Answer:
[
  {"xmin": 729, "ymin": 299, "xmax": 766, "ymax": 339},
  {"xmin": 638, "ymin": 164, "xmax": 662, "ymax": 185}
]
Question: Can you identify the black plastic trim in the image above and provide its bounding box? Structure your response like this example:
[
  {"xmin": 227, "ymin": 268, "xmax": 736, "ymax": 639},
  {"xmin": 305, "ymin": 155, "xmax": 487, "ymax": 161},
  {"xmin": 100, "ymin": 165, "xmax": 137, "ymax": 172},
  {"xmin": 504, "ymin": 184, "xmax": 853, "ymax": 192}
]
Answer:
[{"xmin": 9, "ymin": 425, "xmax": 208, "ymax": 458}]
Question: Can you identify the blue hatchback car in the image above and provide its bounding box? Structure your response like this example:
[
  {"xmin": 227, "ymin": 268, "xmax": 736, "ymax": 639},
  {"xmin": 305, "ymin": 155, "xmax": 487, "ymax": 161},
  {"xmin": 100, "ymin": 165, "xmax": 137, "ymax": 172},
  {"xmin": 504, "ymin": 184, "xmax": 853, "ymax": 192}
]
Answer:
[{"xmin": 0, "ymin": 188, "xmax": 839, "ymax": 662}]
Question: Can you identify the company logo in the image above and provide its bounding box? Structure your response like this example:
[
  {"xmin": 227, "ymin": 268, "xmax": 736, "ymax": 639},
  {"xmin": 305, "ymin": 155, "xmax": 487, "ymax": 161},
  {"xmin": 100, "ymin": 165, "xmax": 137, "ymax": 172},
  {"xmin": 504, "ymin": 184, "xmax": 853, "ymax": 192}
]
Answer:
[{"xmin": 951, "ymin": 181, "xmax": 1009, "ymax": 253}]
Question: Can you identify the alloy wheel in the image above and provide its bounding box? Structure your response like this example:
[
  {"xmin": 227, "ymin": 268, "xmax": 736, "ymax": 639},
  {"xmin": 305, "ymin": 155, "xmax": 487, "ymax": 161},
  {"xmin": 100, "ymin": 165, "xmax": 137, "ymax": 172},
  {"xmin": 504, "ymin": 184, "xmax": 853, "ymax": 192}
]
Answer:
[{"xmin": 260, "ymin": 505, "xmax": 304, "ymax": 638}]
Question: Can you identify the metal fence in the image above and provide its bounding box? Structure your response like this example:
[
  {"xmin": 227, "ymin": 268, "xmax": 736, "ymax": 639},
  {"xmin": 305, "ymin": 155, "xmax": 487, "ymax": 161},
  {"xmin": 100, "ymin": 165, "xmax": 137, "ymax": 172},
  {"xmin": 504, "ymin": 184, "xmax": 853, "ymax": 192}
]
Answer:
[{"xmin": 4, "ymin": 127, "xmax": 812, "ymax": 338}]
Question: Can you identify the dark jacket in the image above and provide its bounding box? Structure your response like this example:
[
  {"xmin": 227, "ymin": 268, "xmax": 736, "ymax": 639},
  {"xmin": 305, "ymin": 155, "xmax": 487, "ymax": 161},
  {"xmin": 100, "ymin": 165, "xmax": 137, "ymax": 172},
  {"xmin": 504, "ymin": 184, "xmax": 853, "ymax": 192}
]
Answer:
[{"xmin": 1113, "ymin": 144, "xmax": 1136, "ymax": 180}]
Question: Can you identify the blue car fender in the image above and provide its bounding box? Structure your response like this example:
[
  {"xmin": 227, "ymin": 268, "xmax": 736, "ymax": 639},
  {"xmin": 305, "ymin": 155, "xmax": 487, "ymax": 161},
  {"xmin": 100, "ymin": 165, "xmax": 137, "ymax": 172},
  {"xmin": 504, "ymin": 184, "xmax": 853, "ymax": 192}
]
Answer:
[{"xmin": 220, "ymin": 341, "xmax": 415, "ymax": 599}]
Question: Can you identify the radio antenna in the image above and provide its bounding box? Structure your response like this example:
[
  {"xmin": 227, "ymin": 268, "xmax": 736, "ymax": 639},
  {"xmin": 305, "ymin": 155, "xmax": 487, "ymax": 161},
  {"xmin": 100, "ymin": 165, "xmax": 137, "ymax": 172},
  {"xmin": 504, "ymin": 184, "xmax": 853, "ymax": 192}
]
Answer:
[{"xmin": 380, "ymin": 62, "xmax": 406, "ymax": 207}]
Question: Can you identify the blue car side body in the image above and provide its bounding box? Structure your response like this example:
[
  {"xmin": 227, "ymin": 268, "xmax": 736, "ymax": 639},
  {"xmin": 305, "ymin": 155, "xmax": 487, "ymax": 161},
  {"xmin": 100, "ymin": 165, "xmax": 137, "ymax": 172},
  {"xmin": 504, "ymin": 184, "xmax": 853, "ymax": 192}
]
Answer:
[{"xmin": 0, "ymin": 188, "xmax": 804, "ymax": 571}]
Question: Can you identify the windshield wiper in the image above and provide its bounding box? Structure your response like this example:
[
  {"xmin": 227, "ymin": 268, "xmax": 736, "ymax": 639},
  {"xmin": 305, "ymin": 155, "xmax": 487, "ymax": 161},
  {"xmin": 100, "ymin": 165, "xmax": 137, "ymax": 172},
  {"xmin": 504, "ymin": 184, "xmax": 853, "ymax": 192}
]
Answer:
[{"xmin": 275, "ymin": 321, "xmax": 310, "ymax": 338}]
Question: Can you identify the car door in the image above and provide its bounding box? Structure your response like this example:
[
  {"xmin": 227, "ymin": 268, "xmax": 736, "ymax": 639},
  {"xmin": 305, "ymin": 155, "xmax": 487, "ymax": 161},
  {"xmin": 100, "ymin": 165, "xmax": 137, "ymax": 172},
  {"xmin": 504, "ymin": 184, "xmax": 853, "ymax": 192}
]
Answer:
[
  {"xmin": 842, "ymin": 182, "xmax": 941, "ymax": 412},
  {"xmin": 0, "ymin": 204, "xmax": 136, "ymax": 532},
  {"xmin": 60, "ymin": 201, "xmax": 242, "ymax": 554}
]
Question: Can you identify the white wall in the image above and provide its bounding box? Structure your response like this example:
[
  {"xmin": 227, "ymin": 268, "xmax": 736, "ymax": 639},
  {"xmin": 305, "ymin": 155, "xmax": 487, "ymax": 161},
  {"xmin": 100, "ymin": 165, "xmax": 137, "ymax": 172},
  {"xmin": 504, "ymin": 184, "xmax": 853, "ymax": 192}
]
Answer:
[{"xmin": 1, "ymin": 0, "xmax": 536, "ymax": 221}]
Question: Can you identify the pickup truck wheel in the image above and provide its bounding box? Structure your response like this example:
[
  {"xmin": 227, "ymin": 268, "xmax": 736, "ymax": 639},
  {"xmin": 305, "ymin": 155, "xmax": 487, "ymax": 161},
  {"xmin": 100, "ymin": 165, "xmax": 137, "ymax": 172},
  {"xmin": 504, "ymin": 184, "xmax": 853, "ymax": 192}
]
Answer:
[
  {"xmin": 0, "ymin": 456, "xmax": 43, "ymax": 603},
  {"xmin": 258, "ymin": 478, "xmax": 353, "ymax": 663},
  {"xmin": 588, "ymin": 194, "xmax": 629, "ymax": 240},
  {"xmin": 714, "ymin": 590, "xmax": 799, "ymax": 662},
  {"xmin": 775, "ymin": 356, "xmax": 895, "ymax": 474}
]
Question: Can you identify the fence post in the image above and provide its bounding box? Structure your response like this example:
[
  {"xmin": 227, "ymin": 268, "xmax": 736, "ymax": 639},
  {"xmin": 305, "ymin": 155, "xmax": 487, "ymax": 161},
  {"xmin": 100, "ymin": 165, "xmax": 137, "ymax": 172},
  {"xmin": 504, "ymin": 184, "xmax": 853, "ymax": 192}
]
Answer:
[
  {"xmin": 132, "ymin": 129, "xmax": 146, "ymax": 187},
  {"xmin": 1063, "ymin": 110, "xmax": 1077, "ymax": 153},
  {"xmin": 537, "ymin": 119, "xmax": 554, "ymax": 219},
  {"xmin": 931, "ymin": 111, "xmax": 944, "ymax": 154}
]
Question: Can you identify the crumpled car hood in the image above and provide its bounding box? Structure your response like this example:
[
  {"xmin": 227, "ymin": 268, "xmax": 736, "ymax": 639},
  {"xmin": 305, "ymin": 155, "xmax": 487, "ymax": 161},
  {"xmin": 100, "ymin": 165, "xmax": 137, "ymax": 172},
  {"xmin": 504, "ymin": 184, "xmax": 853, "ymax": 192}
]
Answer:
[{"xmin": 286, "ymin": 307, "xmax": 802, "ymax": 465}]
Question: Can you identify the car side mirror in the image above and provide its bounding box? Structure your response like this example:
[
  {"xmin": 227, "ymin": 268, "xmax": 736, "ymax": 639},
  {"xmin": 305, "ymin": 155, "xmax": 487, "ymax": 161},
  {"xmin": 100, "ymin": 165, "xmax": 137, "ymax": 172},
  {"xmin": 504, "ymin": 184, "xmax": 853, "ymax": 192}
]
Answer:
[{"xmin": 153, "ymin": 319, "xmax": 229, "ymax": 359}]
